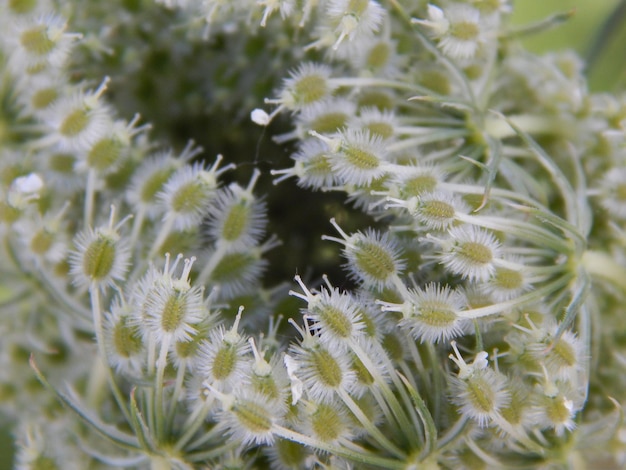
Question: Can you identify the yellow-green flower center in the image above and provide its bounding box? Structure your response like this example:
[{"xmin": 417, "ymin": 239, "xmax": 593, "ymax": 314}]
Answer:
[
  {"xmin": 310, "ymin": 113, "xmax": 349, "ymax": 134},
  {"xmin": 49, "ymin": 153, "xmax": 75, "ymax": 173},
  {"xmin": 83, "ymin": 236, "xmax": 116, "ymax": 281},
  {"xmin": 466, "ymin": 375, "xmax": 496, "ymax": 414},
  {"xmin": 354, "ymin": 240, "xmax": 396, "ymax": 283},
  {"xmin": 403, "ymin": 175, "xmax": 438, "ymax": 196},
  {"xmin": 420, "ymin": 200, "xmax": 455, "ymax": 222},
  {"xmin": 419, "ymin": 301, "xmax": 457, "ymax": 328},
  {"xmin": 366, "ymin": 42, "xmax": 391, "ymax": 70},
  {"xmin": 311, "ymin": 403, "xmax": 344, "ymax": 441},
  {"xmin": 31, "ymin": 88, "xmax": 58, "ymax": 109},
  {"xmin": 221, "ymin": 203, "xmax": 250, "ymax": 242},
  {"xmin": 161, "ymin": 292, "xmax": 187, "ymax": 333},
  {"xmin": 140, "ymin": 168, "xmax": 174, "ymax": 203},
  {"xmin": 30, "ymin": 229, "xmax": 54, "ymax": 254},
  {"xmin": 21, "ymin": 26, "xmax": 55, "ymax": 56},
  {"xmin": 212, "ymin": 343, "xmax": 237, "ymax": 380},
  {"xmin": 60, "ymin": 108, "xmax": 90, "ymax": 137},
  {"xmin": 365, "ymin": 122, "xmax": 394, "ymax": 140},
  {"xmin": 458, "ymin": 241, "xmax": 493, "ymax": 265},
  {"xmin": 233, "ymin": 399, "xmax": 273, "ymax": 434},
  {"xmin": 293, "ymin": 75, "xmax": 328, "ymax": 105},
  {"xmin": 312, "ymin": 348, "xmax": 342, "ymax": 388},
  {"xmin": 171, "ymin": 181, "xmax": 206, "ymax": 214},
  {"xmin": 450, "ymin": 22, "xmax": 479, "ymax": 41},
  {"xmin": 316, "ymin": 303, "xmax": 352, "ymax": 338},
  {"xmin": 493, "ymin": 267, "xmax": 523, "ymax": 290},
  {"xmin": 10, "ymin": 0, "xmax": 38, "ymax": 14},
  {"xmin": 343, "ymin": 145, "xmax": 380, "ymax": 170},
  {"xmin": 87, "ymin": 138, "xmax": 123, "ymax": 171},
  {"xmin": 113, "ymin": 316, "xmax": 143, "ymax": 358}
]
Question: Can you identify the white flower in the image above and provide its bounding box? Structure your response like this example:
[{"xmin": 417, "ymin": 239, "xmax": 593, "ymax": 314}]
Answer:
[
  {"xmin": 251, "ymin": 108, "xmax": 270, "ymax": 126},
  {"xmin": 414, "ymin": 191, "xmax": 468, "ymax": 231},
  {"xmin": 399, "ymin": 283, "xmax": 468, "ymax": 344},
  {"xmin": 290, "ymin": 275, "xmax": 365, "ymax": 350},
  {"xmin": 326, "ymin": 0, "xmax": 386, "ymax": 50},
  {"xmin": 126, "ymin": 150, "xmax": 184, "ymax": 219},
  {"xmin": 439, "ymin": 225, "xmax": 501, "ymax": 282},
  {"xmin": 412, "ymin": 5, "xmax": 449, "ymax": 37},
  {"xmin": 212, "ymin": 388, "xmax": 279, "ymax": 446},
  {"xmin": 196, "ymin": 307, "xmax": 251, "ymax": 392},
  {"xmin": 103, "ymin": 297, "xmax": 146, "ymax": 376},
  {"xmin": 157, "ymin": 162, "xmax": 218, "ymax": 231},
  {"xmin": 299, "ymin": 400, "xmax": 353, "ymax": 444},
  {"xmin": 39, "ymin": 80, "xmax": 112, "ymax": 153},
  {"xmin": 322, "ymin": 220, "xmax": 405, "ymax": 290},
  {"xmin": 5, "ymin": 13, "xmax": 80, "ymax": 74},
  {"xmin": 414, "ymin": 3, "xmax": 485, "ymax": 59},
  {"xmin": 12, "ymin": 173, "xmax": 43, "ymax": 194},
  {"xmin": 13, "ymin": 202, "xmax": 69, "ymax": 265},
  {"xmin": 350, "ymin": 107, "xmax": 397, "ymax": 141},
  {"xmin": 257, "ymin": 0, "xmax": 295, "ymax": 27},
  {"xmin": 204, "ymin": 169, "xmax": 267, "ymax": 250},
  {"xmin": 600, "ymin": 167, "xmax": 626, "ymax": 220},
  {"xmin": 68, "ymin": 207, "xmax": 130, "ymax": 290},
  {"xmin": 330, "ymin": 128, "xmax": 390, "ymax": 186},
  {"xmin": 296, "ymin": 98, "xmax": 356, "ymax": 138},
  {"xmin": 287, "ymin": 318, "xmax": 356, "ymax": 403},
  {"xmin": 274, "ymin": 138, "xmax": 338, "ymax": 189},
  {"xmin": 481, "ymin": 257, "xmax": 531, "ymax": 302},
  {"xmin": 276, "ymin": 63, "xmax": 336, "ymax": 110},
  {"xmin": 7, "ymin": 173, "xmax": 44, "ymax": 209},
  {"xmin": 528, "ymin": 370, "xmax": 581, "ymax": 436},
  {"xmin": 284, "ymin": 353, "xmax": 304, "ymax": 405},
  {"xmin": 200, "ymin": 247, "xmax": 268, "ymax": 300},
  {"xmin": 139, "ymin": 255, "xmax": 207, "ymax": 344},
  {"xmin": 448, "ymin": 342, "xmax": 510, "ymax": 427}
]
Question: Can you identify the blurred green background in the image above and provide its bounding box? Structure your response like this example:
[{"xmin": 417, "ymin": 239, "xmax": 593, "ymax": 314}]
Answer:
[
  {"xmin": 511, "ymin": 0, "xmax": 625, "ymax": 91},
  {"xmin": 0, "ymin": 1, "xmax": 623, "ymax": 469}
]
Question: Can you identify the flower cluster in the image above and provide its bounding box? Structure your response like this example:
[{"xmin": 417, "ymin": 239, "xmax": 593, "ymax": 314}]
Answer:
[{"xmin": 1, "ymin": 0, "xmax": 625, "ymax": 469}]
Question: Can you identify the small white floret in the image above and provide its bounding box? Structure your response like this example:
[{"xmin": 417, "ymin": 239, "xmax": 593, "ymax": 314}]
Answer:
[{"xmin": 251, "ymin": 108, "xmax": 270, "ymax": 126}]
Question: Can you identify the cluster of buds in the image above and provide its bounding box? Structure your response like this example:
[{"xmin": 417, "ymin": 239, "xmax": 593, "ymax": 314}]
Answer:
[{"xmin": 0, "ymin": 0, "xmax": 625, "ymax": 469}]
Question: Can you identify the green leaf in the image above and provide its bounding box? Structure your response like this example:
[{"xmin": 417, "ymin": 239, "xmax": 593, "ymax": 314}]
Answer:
[
  {"xmin": 396, "ymin": 372, "xmax": 437, "ymax": 460},
  {"xmin": 129, "ymin": 387, "xmax": 157, "ymax": 453},
  {"xmin": 29, "ymin": 355, "xmax": 139, "ymax": 450}
]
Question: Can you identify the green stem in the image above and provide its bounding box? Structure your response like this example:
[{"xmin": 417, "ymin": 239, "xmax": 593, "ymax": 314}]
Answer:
[
  {"xmin": 425, "ymin": 344, "xmax": 443, "ymax": 426},
  {"xmin": 129, "ymin": 205, "xmax": 146, "ymax": 253},
  {"xmin": 349, "ymin": 341, "xmax": 415, "ymax": 443},
  {"xmin": 581, "ymin": 250, "xmax": 626, "ymax": 289},
  {"xmin": 4, "ymin": 234, "xmax": 91, "ymax": 325},
  {"xmin": 196, "ymin": 241, "xmax": 228, "ymax": 285},
  {"xmin": 387, "ymin": 129, "xmax": 469, "ymax": 152},
  {"xmin": 185, "ymin": 440, "xmax": 240, "ymax": 462},
  {"xmin": 149, "ymin": 456, "xmax": 172, "ymax": 470},
  {"xmin": 273, "ymin": 425, "xmax": 405, "ymax": 469},
  {"xmin": 330, "ymin": 77, "xmax": 444, "ymax": 99},
  {"xmin": 337, "ymin": 389, "xmax": 407, "ymax": 459},
  {"xmin": 85, "ymin": 355, "xmax": 108, "ymax": 409},
  {"xmin": 166, "ymin": 360, "xmax": 187, "ymax": 430},
  {"xmin": 89, "ymin": 285, "xmax": 131, "ymax": 421},
  {"xmin": 456, "ymin": 213, "xmax": 572, "ymax": 254},
  {"xmin": 155, "ymin": 336, "xmax": 171, "ymax": 442},
  {"xmin": 485, "ymin": 114, "xmax": 566, "ymax": 139},
  {"xmin": 149, "ymin": 215, "xmax": 175, "ymax": 260},
  {"xmin": 459, "ymin": 273, "xmax": 574, "ymax": 319},
  {"xmin": 84, "ymin": 169, "xmax": 97, "ymax": 230},
  {"xmin": 174, "ymin": 396, "xmax": 215, "ymax": 451},
  {"xmin": 504, "ymin": 10, "xmax": 576, "ymax": 40},
  {"xmin": 184, "ymin": 418, "xmax": 225, "ymax": 452}
]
